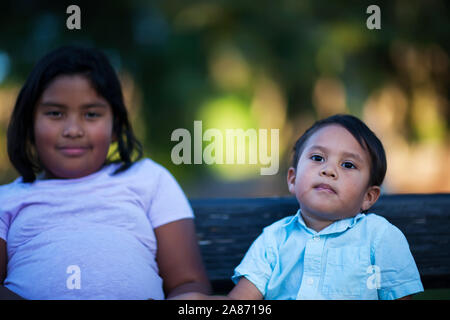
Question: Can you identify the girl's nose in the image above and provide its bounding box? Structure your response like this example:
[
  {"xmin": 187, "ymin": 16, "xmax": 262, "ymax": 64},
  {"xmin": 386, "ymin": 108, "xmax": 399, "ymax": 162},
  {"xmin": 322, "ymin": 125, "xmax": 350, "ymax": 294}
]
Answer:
[{"xmin": 62, "ymin": 119, "xmax": 84, "ymax": 138}]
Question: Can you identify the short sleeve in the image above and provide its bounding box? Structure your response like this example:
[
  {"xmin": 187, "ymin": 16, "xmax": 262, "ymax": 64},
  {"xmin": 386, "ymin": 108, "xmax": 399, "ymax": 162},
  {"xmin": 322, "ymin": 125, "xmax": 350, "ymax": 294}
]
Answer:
[
  {"xmin": 232, "ymin": 229, "xmax": 275, "ymax": 297},
  {"xmin": 0, "ymin": 185, "xmax": 13, "ymax": 241},
  {"xmin": 147, "ymin": 167, "xmax": 194, "ymax": 228},
  {"xmin": 0, "ymin": 211, "xmax": 8, "ymax": 241},
  {"xmin": 374, "ymin": 224, "xmax": 424, "ymax": 299}
]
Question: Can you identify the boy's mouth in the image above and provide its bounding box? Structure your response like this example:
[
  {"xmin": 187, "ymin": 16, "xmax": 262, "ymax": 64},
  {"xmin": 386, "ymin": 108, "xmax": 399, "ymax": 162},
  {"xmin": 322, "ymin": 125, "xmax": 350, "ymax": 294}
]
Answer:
[{"xmin": 314, "ymin": 183, "xmax": 337, "ymax": 194}]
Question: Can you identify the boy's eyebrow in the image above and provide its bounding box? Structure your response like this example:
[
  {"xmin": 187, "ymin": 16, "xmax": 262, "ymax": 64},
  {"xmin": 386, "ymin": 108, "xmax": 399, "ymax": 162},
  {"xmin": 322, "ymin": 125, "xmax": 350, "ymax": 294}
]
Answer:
[
  {"xmin": 306, "ymin": 145, "xmax": 364, "ymax": 163},
  {"xmin": 341, "ymin": 151, "xmax": 364, "ymax": 163},
  {"xmin": 38, "ymin": 101, "xmax": 109, "ymax": 109},
  {"xmin": 306, "ymin": 145, "xmax": 329, "ymax": 154}
]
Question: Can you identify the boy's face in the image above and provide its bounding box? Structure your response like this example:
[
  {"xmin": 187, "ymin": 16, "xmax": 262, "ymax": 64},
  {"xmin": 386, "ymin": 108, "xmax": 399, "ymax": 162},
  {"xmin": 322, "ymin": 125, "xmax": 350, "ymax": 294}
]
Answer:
[
  {"xmin": 33, "ymin": 74, "xmax": 115, "ymax": 179},
  {"xmin": 287, "ymin": 125, "xmax": 380, "ymax": 231}
]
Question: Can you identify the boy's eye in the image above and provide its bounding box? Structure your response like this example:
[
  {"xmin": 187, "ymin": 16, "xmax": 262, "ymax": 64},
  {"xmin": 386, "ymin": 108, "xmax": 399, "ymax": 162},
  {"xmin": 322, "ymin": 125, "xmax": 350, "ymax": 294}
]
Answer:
[
  {"xmin": 342, "ymin": 161, "xmax": 356, "ymax": 169},
  {"xmin": 310, "ymin": 155, "xmax": 324, "ymax": 162}
]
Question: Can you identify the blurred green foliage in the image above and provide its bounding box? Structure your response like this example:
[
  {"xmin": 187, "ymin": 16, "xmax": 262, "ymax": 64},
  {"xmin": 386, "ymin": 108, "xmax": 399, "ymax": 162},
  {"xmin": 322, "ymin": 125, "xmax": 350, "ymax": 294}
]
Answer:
[{"xmin": 0, "ymin": 0, "xmax": 448, "ymax": 196}]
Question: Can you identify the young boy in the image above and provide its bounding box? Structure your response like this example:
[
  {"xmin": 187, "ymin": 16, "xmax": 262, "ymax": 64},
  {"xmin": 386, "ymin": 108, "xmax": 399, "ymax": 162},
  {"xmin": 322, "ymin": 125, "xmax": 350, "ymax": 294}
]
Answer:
[{"xmin": 175, "ymin": 114, "xmax": 424, "ymax": 300}]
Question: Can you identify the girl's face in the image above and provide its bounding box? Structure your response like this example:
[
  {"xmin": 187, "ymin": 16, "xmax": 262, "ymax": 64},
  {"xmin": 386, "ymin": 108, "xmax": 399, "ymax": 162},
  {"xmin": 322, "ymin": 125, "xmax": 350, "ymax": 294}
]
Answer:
[
  {"xmin": 287, "ymin": 125, "xmax": 380, "ymax": 231},
  {"xmin": 33, "ymin": 74, "xmax": 115, "ymax": 179}
]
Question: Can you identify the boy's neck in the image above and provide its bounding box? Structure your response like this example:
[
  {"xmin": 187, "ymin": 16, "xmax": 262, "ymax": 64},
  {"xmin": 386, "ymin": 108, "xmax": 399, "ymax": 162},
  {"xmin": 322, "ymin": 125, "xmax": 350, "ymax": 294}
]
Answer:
[{"xmin": 300, "ymin": 211, "xmax": 335, "ymax": 233}]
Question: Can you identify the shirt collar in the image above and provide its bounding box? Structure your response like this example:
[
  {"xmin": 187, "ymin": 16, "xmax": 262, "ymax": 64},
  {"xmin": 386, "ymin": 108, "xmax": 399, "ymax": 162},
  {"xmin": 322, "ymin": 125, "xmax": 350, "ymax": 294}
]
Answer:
[{"xmin": 284, "ymin": 209, "xmax": 365, "ymax": 236}]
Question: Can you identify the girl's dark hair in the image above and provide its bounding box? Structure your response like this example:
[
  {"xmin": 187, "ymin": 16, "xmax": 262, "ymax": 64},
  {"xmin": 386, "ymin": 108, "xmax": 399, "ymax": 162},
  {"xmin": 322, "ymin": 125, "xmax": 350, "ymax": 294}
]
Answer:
[
  {"xmin": 7, "ymin": 45, "xmax": 143, "ymax": 182},
  {"xmin": 291, "ymin": 114, "xmax": 387, "ymax": 187}
]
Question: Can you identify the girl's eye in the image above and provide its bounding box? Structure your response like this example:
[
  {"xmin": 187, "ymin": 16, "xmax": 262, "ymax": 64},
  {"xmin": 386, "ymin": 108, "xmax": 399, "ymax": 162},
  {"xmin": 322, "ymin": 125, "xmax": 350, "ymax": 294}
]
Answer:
[
  {"xmin": 310, "ymin": 155, "xmax": 324, "ymax": 162},
  {"xmin": 342, "ymin": 161, "xmax": 356, "ymax": 169},
  {"xmin": 86, "ymin": 112, "xmax": 100, "ymax": 119},
  {"xmin": 45, "ymin": 111, "xmax": 62, "ymax": 118}
]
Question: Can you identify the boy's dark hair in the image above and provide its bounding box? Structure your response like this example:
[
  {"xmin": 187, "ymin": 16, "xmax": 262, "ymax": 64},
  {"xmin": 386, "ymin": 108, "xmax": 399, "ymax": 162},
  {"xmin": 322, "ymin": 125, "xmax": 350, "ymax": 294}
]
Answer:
[
  {"xmin": 291, "ymin": 114, "xmax": 387, "ymax": 187},
  {"xmin": 7, "ymin": 45, "xmax": 143, "ymax": 182}
]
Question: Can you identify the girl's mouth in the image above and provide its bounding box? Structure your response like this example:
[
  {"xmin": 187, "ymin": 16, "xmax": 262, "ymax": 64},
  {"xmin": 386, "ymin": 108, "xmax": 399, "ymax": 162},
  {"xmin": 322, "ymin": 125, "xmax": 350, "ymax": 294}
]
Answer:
[{"xmin": 58, "ymin": 146, "xmax": 90, "ymax": 157}]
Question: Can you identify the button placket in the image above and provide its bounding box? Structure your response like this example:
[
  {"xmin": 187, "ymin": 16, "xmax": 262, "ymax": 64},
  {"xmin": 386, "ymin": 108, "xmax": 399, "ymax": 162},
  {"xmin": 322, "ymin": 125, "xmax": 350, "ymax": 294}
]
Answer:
[{"xmin": 296, "ymin": 236, "xmax": 325, "ymax": 299}]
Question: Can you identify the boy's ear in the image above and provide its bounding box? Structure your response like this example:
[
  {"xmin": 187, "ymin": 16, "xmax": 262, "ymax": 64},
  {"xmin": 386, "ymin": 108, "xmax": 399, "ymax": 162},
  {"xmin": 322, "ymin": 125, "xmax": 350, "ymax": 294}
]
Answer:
[
  {"xmin": 287, "ymin": 167, "xmax": 297, "ymax": 194},
  {"xmin": 361, "ymin": 185, "xmax": 381, "ymax": 212}
]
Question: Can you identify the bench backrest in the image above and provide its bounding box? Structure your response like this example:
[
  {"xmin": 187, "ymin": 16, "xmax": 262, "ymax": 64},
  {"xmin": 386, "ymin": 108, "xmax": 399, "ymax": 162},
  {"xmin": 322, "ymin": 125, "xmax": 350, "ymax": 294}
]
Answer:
[{"xmin": 191, "ymin": 194, "xmax": 450, "ymax": 293}]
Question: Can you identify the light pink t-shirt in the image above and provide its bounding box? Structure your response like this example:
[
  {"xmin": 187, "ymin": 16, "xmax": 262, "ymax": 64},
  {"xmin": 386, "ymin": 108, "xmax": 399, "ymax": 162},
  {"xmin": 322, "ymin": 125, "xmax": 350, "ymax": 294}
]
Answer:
[{"xmin": 0, "ymin": 158, "xmax": 194, "ymax": 299}]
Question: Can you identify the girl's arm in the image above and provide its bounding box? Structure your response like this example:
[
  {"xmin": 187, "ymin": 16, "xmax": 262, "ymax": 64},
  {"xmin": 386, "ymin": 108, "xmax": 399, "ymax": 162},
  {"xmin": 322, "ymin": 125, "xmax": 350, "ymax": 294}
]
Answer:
[
  {"xmin": 228, "ymin": 278, "xmax": 263, "ymax": 300},
  {"xmin": 0, "ymin": 239, "xmax": 5, "ymax": 283},
  {"xmin": 0, "ymin": 238, "xmax": 24, "ymax": 300},
  {"xmin": 170, "ymin": 278, "xmax": 264, "ymax": 300},
  {"xmin": 154, "ymin": 218, "xmax": 212, "ymax": 299}
]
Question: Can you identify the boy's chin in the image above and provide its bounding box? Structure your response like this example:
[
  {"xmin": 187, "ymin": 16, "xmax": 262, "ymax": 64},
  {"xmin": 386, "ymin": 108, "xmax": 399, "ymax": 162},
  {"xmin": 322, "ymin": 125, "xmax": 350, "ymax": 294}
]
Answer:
[{"xmin": 300, "ymin": 205, "xmax": 357, "ymax": 222}]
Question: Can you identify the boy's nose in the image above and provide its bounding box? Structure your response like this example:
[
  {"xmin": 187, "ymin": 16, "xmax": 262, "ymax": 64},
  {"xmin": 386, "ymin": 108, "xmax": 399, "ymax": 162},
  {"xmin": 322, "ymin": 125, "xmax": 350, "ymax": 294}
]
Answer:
[{"xmin": 320, "ymin": 165, "xmax": 337, "ymax": 179}]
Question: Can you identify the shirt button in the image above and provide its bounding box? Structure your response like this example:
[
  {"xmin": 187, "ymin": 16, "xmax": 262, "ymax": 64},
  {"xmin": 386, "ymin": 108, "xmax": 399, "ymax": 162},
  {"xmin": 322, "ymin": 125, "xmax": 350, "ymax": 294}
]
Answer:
[
  {"xmin": 313, "ymin": 235, "xmax": 320, "ymax": 241},
  {"xmin": 307, "ymin": 277, "xmax": 314, "ymax": 285}
]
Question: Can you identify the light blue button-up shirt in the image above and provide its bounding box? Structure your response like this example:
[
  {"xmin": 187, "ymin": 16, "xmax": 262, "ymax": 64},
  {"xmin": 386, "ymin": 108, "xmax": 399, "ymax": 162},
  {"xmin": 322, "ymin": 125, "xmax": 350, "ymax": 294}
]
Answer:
[{"xmin": 232, "ymin": 210, "xmax": 423, "ymax": 300}]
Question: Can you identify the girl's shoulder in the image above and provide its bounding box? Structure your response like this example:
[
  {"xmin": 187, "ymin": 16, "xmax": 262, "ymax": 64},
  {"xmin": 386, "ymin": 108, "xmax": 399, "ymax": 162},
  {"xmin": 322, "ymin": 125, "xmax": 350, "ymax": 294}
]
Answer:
[
  {"xmin": 128, "ymin": 157, "xmax": 163, "ymax": 170},
  {"xmin": 108, "ymin": 158, "xmax": 179, "ymax": 189},
  {"xmin": 0, "ymin": 176, "xmax": 29, "ymax": 206},
  {"xmin": 0, "ymin": 158, "xmax": 172, "ymax": 195},
  {"xmin": 0, "ymin": 176, "xmax": 26, "ymax": 193},
  {"xmin": 115, "ymin": 158, "xmax": 169, "ymax": 178}
]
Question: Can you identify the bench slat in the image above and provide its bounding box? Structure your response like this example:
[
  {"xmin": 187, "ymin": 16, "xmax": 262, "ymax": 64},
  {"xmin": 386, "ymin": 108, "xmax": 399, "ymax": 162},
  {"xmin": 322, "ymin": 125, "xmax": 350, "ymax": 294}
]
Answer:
[{"xmin": 191, "ymin": 194, "xmax": 450, "ymax": 292}]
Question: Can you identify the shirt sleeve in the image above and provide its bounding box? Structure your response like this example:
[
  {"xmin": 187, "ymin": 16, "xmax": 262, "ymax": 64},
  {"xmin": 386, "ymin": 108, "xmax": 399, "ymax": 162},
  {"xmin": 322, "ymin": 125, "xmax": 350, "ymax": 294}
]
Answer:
[
  {"xmin": 0, "ymin": 187, "xmax": 12, "ymax": 241},
  {"xmin": 232, "ymin": 228, "xmax": 275, "ymax": 297},
  {"xmin": 0, "ymin": 212, "xmax": 8, "ymax": 241},
  {"xmin": 374, "ymin": 223, "xmax": 424, "ymax": 299},
  {"xmin": 147, "ymin": 166, "xmax": 194, "ymax": 229}
]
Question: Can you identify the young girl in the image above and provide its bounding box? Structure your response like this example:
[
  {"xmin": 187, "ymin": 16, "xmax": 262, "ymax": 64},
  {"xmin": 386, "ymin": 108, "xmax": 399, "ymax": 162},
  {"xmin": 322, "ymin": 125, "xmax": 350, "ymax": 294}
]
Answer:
[
  {"xmin": 0, "ymin": 46, "xmax": 211, "ymax": 300},
  {"xmin": 174, "ymin": 114, "xmax": 423, "ymax": 300}
]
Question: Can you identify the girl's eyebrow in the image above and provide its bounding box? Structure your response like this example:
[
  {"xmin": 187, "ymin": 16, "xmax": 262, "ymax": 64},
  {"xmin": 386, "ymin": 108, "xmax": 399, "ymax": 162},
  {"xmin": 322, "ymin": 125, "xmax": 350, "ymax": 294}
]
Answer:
[
  {"xmin": 38, "ymin": 101, "xmax": 108, "ymax": 109},
  {"xmin": 307, "ymin": 145, "xmax": 364, "ymax": 163},
  {"xmin": 38, "ymin": 102, "xmax": 66, "ymax": 108}
]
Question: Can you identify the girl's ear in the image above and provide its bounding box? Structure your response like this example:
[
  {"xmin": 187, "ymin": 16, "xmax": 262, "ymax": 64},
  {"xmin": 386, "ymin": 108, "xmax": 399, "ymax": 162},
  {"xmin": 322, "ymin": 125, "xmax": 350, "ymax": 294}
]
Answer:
[
  {"xmin": 287, "ymin": 167, "xmax": 297, "ymax": 194},
  {"xmin": 361, "ymin": 185, "xmax": 381, "ymax": 212}
]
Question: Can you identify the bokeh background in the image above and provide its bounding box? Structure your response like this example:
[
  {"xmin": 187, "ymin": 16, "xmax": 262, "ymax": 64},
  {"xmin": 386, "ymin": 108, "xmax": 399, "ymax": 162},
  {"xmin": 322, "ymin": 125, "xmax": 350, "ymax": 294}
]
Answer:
[{"xmin": 0, "ymin": 0, "xmax": 449, "ymax": 198}]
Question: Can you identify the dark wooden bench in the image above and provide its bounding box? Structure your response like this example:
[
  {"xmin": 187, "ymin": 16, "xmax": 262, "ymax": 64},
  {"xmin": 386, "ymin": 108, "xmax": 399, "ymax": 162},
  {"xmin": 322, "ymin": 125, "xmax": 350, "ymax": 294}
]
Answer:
[{"xmin": 190, "ymin": 193, "xmax": 450, "ymax": 295}]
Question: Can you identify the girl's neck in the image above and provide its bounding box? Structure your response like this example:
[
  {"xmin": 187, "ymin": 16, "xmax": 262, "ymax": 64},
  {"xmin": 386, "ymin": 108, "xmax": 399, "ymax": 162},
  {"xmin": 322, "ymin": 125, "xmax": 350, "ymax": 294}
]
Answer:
[{"xmin": 39, "ymin": 164, "xmax": 107, "ymax": 181}]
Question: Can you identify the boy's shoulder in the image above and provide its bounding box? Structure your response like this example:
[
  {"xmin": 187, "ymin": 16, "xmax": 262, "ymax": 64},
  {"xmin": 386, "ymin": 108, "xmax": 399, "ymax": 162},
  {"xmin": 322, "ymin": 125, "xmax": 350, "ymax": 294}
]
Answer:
[
  {"xmin": 260, "ymin": 212, "xmax": 399, "ymax": 235},
  {"xmin": 261, "ymin": 213, "xmax": 404, "ymax": 243},
  {"xmin": 265, "ymin": 214, "xmax": 297, "ymax": 229},
  {"xmin": 358, "ymin": 213, "xmax": 409, "ymax": 248},
  {"xmin": 260, "ymin": 214, "xmax": 299, "ymax": 239},
  {"xmin": 363, "ymin": 212, "xmax": 391, "ymax": 227},
  {"xmin": 362, "ymin": 213, "xmax": 399, "ymax": 233}
]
